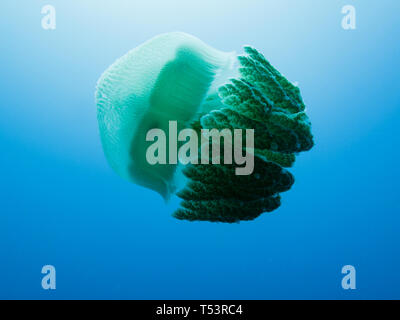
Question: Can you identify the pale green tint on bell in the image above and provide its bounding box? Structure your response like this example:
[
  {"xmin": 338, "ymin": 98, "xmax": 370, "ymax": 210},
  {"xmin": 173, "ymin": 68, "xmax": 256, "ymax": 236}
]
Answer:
[{"xmin": 96, "ymin": 32, "xmax": 236, "ymax": 199}]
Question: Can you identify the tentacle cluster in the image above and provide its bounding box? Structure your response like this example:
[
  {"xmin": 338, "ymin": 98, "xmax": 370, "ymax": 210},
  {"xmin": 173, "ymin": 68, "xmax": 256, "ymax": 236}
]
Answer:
[{"xmin": 174, "ymin": 47, "xmax": 314, "ymax": 223}]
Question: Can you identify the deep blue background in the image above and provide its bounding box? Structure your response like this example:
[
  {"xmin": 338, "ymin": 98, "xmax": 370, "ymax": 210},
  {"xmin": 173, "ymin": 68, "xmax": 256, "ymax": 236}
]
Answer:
[{"xmin": 0, "ymin": 1, "xmax": 399, "ymax": 299}]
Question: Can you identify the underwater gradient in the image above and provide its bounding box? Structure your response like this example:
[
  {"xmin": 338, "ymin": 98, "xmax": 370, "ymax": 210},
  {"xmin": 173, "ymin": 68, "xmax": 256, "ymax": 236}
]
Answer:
[{"xmin": 0, "ymin": 0, "xmax": 400, "ymax": 299}]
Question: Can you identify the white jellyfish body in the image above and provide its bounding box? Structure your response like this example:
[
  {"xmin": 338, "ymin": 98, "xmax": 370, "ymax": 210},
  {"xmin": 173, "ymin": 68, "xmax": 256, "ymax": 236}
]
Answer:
[{"xmin": 96, "ymin": 32, "xmax": 314, "ymax": 222}]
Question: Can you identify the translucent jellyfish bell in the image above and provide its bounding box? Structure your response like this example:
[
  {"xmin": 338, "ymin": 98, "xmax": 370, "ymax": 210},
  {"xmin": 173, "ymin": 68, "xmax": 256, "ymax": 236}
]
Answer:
[
  {"xmin": 96, "ymin": 32, "xmax": 314, "ymax": 223},
  {"xmin": 96, "ymin": 32, "xmax": 237, "ymax": 199}
]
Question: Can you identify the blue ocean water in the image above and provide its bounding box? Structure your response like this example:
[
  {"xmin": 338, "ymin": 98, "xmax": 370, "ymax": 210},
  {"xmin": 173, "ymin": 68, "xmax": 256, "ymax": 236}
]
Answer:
[{"xmin": 0, "ymin": 0, "xmax": 399, "ymax": 299}]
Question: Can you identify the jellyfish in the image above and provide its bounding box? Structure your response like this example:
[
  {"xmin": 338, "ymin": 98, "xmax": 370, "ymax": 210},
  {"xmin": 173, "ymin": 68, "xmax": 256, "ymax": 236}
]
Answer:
[{"xmin": 96, "ymin": 32, "xmax": 314, "ymax": 223}]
